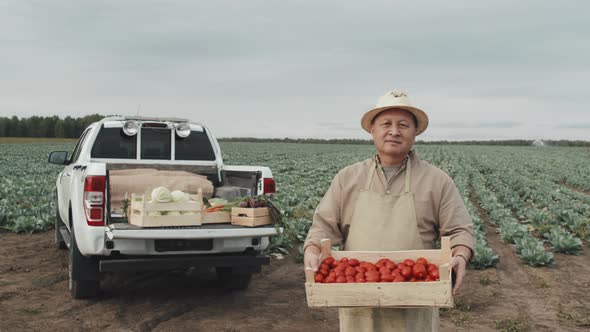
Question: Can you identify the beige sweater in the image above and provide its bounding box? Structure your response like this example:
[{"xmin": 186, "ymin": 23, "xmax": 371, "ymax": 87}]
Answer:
[{"xmin": 304, "ymin": 150, "xmax": 476, "ymax": 252}]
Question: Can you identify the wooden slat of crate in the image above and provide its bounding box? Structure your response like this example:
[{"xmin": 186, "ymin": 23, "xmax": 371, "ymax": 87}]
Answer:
[
  {"xmin": 305, "ymin": 280, "xmax": 453, "ymax": 308},
  {"xmin": 231, "ymin": 215, "xmax": 272, "ymax": 227},
  {"xmin": 130, "ymin": 213, "xmax": 202, "ymax": 227},
  {"xmin": 304, "ymin": 237, "xmax": 453, "ymax": 308},
  {"xmin": 202, "ymin": 211, "xmax": 231, "ymax": 224},
  {"xmin": 231, "ymin": 207, "xmax": 270, "ymax": 218},
  {"xmin": 141, "ymin": 200, "xmax": 201, "ymax": 212}
]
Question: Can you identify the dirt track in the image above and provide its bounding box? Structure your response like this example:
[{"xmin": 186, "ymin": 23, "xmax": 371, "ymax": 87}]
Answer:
[{"xmin": 0, "ymin": 225, "xmax": 589, "ymax": 331}]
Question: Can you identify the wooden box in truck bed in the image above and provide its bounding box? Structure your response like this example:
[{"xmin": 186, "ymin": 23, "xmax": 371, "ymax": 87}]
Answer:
[
  {"xmin": 231, "ymin": 207, "xmax": 272, "ymax": 227},
  {"xmin": 129, "ymin": 192, "xmax": 203, "ymax": 227}
]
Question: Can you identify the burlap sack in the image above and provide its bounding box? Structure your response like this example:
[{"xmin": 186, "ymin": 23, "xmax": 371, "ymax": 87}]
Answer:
[{"xmin": 109, "ymin": 169, "xmax": 214, "ymax": 212}]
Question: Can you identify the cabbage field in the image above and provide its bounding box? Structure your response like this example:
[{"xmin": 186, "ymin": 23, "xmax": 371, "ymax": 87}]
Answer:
[{"xmin": 1, "ymin": 141, "xmax": 589, "ymax": 268}]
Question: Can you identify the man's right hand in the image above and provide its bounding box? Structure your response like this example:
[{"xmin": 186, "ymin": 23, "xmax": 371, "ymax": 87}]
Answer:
[{"xmin": 303, "ymin": 245, "xmax": 321, "ymax": 272}]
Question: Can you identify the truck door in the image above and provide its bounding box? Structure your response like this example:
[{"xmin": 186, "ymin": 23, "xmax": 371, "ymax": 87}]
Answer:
[{"xmin": 60, "ymin": 129, "xmax": 90, "ymax": 226}]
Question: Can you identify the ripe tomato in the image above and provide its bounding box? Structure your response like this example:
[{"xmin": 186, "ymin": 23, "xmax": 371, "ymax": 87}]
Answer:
[
  {"xmin": 314, "ymin": 274, "xmax": 324, "ymax": 283},
  {"xmin": 355, "ymin": 266, "xmax": 367, "ymax": 274},
  {"xmin": 355, "ymin": 273, "xmax": 364, "ymax": 280},
  {"xmin": 379, "ymin": 267, "xmax": 391, "ymax": 275},
  {"xmin": 336, "ymin": 262, "xmax": 349, "ymax": 271},
  {"xmin": 400, "ymin": 267, "xmax": 412, "ymax": 279},
  {"xmin": 340, "ymin": 258, "xmax": 349, "ymax": 263},
  {"xmin": 429, "ymin": 269, "xmax": 440, "ymax": 280},
  {"xmin": 346, "ymin": 276, "xmax": 355, "ymax": 283},
  {"xmin": 349, "ymin": 259, "xmax": 360, "ymax": 267},
  {"xmin": 359, "ymin": 262, "xmax": 372, "ymax": 269},
  {"xmin": 392, "ymin": 270, "xmax": 402, "ymax": 279},
  {"xmin": 345, "ymin": 266, "xmax": 357, "ymax": 277},
  {"xmin": 319, "ymin": 268, "xmax": 329, "ymax": 277},
  {"xmin": 385, "ymin": 261, "xmax": 396, "ymax": 270},
  {"xmin": 336, "ymin": 276, "xmax": 347, "ymax": 283},
  {"xmin": 375, "ymin": 258, "xmax": 391, "ymax": 268},
  {"xmin": 324, "ymin": 276, "xmax": 335, "ymax": 283},
  {"xmin": 331, "ymin": 260, "xmax": 340, "ymax": 268},
  {"xmin": 335, "ymin": 269, "xmax": 345, "ymax": 277},
  {"xmin": 366, "ymin": 275, "xmax": 380, "ymax": 282},
  {"xmin": 409, "ymin": 277, "xmax": 417, "ymax": 282},
  {"xmin": 320, "ymin": 263, "xmax": 330, "ymax": 271},
  {"xmin": 365, "ymin": 270, "xmax": 380, "ymax": 282},
  {"xmin": 396, "ymin": 263, "xmax": 407, "ymax": 270},
  {"xmin": 427, "ymin": 264, "xmax": 438, "ymax": 272},
  {"xmin": 416, "ymin": 257, "xmax": 428, "ymax": 266},
  {"xmin": 393, "ymin": 275, "xmax": 406, "ymax": 282},
  {"xmin": 425, "ymin": 276, "xmax": 434, "ymax": 282},
  {"xmin": 323, "ymin": 257, "xmax": 335, "ymax": 265},
  {"xmin": 412, "ymin": 263, "xmax": 427, "ymax": 279},
  {"xmin": 403, "ymin": 259, "xmax": 415, "ymax": 267},
  {"xmin": 356, "ymin": 278, "xmax": 366, "ymax": 283},
  {"xmin": 381, "ymin": 274, "xmax": 394, "ymax": 282}
]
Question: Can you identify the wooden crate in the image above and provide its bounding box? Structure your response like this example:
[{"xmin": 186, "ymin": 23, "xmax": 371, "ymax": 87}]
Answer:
[
  {"xmin": 129, "ymin": 192, "xmax": 202, "ymax": 227},
  {"xmin": 305, "ymin": 237, "xmax": 453, "ymax": 308},
  {"xmin": 202, "ymin": 211, "xmax": 231, "ymax": 224},
  {"xmin": 231, "ymin": 207, "xmax": 272, "ymax": 227}
]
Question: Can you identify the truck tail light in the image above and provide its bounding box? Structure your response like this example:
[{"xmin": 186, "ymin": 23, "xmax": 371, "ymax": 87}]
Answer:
[
  {"xmin": 263, "ymin": 178, "xmax": 276, "ymax": 194},
  {"xmin": 83, "ymin": 175, "xmax": 106, "ymax": 226}
]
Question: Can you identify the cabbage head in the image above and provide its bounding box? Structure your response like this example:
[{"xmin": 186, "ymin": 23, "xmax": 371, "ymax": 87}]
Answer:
[
  {"xmin": 171, "ymin": 190, "xmax": 188, "ymax": 202},
  {"xmin": 151, "ymin": 186, "xmax": 172, "ymax": 203}
]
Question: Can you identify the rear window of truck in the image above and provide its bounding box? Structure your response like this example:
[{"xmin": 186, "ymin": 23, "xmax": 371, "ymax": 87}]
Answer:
[
  {"xmin": 175, "ymin": 131, "xmax": 216, "ymax": 161},
  {"xmin": 141, "ymin": 127, "xmax": 171, "ymax": 160},
  {"xmin": 91, "ymin": 128, "xmax": 137, "ymax": 159}
]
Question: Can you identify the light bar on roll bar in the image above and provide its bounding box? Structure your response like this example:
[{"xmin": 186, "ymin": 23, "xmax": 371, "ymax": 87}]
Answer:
[{"xmin": 123, "ymin": 115, "xmax": 190, "ymax": 123}]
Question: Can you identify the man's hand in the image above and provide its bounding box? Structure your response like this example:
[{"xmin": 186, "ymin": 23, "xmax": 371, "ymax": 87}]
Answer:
[
  {"xmin": 449, "ymin": 255, "xmax": 467, "ymax": 296},
  {"xmin": 450, "ymin": 245, "xmax": 471, "ymax": 296},
  {"xmin": 304, "ymin": 245, "xmax": 321, "ymax": 272}
]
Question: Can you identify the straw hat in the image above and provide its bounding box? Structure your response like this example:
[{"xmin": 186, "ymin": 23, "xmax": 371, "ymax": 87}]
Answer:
[{"xmin": 361, "ymin": 90, "xmax": 429, "ymax": 135}]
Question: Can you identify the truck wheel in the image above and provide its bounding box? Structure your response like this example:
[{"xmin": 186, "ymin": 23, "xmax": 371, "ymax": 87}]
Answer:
[
  {"xmin": 54, "ymin": 192, "xmax": 67, "ymax": 250},
  {"xmin": 216, "ymin": 267, "xmax": 252, "ymax": 290},
  {"xmin": 69, "ymin": 227, "xmax": 100, "ymax": 299}
]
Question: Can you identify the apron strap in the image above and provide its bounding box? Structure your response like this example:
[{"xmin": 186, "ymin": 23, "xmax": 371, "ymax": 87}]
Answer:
[
  {"xmin": 364, "ymin": 160, "xmax": 377, "ymax": 191},
  {"xmin": 404, "ymin": 155, "xmax": 412, "ymax": 193}
]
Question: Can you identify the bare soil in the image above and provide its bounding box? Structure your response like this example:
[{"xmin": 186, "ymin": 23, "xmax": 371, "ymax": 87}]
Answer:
[{"xmin": 1, "ymin": 224, "xmax": 589, "ymax": 331}]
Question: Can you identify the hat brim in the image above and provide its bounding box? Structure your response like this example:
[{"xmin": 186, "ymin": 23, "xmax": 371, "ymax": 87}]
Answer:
[{"xmin": 361, "ymin": 106, "xmax": 429, "ymax": 135}]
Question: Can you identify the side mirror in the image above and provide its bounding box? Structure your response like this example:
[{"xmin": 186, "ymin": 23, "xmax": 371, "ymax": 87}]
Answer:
[{"xmin": 48, "ymin": 151, "xmax": 68, "ymax": 165}]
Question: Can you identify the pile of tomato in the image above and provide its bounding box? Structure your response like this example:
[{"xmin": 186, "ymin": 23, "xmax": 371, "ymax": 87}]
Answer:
[{"xmin": 314, "ymin": 257, "xmax": 440, "ymax": 283}]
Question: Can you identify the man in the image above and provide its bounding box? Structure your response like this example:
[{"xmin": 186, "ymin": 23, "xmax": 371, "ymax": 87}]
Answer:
[{"xmin": 303, "ymin": 90, "xmax": 476, "ymax": 332}]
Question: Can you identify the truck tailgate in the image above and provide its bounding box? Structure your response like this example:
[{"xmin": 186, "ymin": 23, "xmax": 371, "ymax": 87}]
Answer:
[{"xmin": 106, "ymin": 223, "xmax": 278, "ymax": 240}]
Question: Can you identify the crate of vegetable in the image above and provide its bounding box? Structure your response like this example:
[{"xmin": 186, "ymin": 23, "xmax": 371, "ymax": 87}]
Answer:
[
  {"xmin": 202, "ymin": 198, "xmax": 231, "ymax": 224},
  {"xmin": 305, "ymin": 237, "xmax": 453, "ymax": 308},
  {"xmin": 230, "ymin": 196, "xmax": 274, "ymax": 227},
  {"xmin": 129, "ymin": 187, "xmax": 203, "ymax": 227}
]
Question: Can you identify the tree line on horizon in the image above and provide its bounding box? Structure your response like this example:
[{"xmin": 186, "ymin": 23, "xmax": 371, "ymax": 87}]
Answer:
[
  {"xmin": 0, "ymin": 114, "xmax": 104, "ymax": 139},
  {"xmin": 1, "ymin": 115, "xmax": 589, "ymax": 147}
]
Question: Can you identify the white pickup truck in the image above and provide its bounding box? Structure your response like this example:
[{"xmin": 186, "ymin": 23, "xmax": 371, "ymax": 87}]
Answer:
[{"xmin": 48, "ymin": 116, "xmax": 277, "ymax": 298}]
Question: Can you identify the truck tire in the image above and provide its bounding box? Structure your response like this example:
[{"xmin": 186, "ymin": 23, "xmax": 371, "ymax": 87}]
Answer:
[
  {"xmin": 216, "ymin": 267, "xmax": 252, "ymax": 290},
  {"xmin": 69, "ymin": 227, "xmax": 100, "ymax": 299},
  {"xmin": 54, "ymin": 192, "xmax": 67, "ymax": 250}
]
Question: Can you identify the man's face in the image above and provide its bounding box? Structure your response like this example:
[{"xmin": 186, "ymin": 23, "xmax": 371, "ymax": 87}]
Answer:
[{"xmin": 370, "ymin": 109, "xmax": 417, "ymax": 159}]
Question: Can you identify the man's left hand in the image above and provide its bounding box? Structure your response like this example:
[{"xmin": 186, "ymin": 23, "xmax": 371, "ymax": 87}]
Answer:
[{"xmin": 449, "ymin": 255, "xmax": 467, "ymax": 296}]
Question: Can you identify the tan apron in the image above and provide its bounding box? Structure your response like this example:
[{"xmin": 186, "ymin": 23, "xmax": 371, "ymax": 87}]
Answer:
[{"xmin": 339, "ymin": 157, "xmax": 439, "ymax": 332}]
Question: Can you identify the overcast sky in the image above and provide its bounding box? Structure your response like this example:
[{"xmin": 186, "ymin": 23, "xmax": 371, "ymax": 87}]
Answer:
[{"xmin": 1, "ymin": 1, "xmax": 589, "ymax": 140}]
